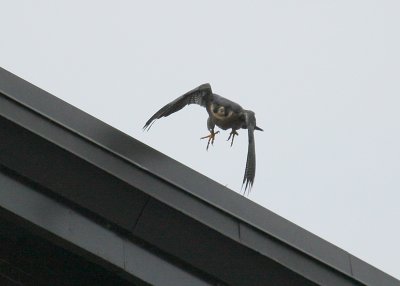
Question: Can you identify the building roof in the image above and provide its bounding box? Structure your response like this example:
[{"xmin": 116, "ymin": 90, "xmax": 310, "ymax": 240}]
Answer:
[{"xmin": 0, "ymin": 66, "xmax": 398, "ymax": 286}]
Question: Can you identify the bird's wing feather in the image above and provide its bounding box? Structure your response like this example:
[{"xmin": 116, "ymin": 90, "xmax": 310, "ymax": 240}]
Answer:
[
  {"xmin": 143, "ymin": 83, "xmax": 212, "ymax": 130},
  {"xmin": 242, "ymin": 111, "xmax": 257, "ymax": 194}
]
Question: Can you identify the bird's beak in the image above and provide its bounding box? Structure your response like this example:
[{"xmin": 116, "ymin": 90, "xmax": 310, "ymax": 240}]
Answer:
[{"xmin": 255, "ymin": 126, "xmax": 263, "ymax": 131}]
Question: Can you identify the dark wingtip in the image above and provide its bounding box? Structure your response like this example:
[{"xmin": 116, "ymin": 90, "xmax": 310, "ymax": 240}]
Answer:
[
  {"xmin": 241, "ymin": 178, "xmax": 253, "ymax": 196},
  {"xmin": 143, "ymin": 119, "xmax": 156, "ymax": 131},
  {"xmin": 255, "ymin": 126, "xmax": 263, "ymax": 131}
]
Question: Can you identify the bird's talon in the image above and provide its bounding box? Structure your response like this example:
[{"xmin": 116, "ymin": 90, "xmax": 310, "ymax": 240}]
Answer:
[
  {"xmin": 201, "ymin": 130, "xmax": 219, "ymax": 150},
  {"xmin": 227, "ymin": 130, "xmax": 239, "ymax": 146}
]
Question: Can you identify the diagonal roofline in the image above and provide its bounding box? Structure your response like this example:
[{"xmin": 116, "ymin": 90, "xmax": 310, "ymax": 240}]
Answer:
[{"xmin": 0, "ymin": 67, "xmax": 398, "ymax": 286}]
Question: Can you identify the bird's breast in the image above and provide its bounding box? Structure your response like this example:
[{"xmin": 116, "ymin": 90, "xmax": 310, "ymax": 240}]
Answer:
[{"xmin": 213, "ymin": 112, "xmax": 242, "ymax": 130}]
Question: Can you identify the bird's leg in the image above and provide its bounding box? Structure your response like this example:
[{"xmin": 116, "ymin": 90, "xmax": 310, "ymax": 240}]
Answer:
[
  {"xmin": 227, "ymin": 130, "xmax": 239, "ymax": 147},
  {"xmin": 200, "ymin": 129, "xmax": 220, "ymax": 150}
]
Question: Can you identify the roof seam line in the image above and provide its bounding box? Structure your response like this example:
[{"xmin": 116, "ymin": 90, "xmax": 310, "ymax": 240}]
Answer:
[
  {"xmin": 348, "ymin": 253, "xmax": 354, "ymax": 277},
  {"xmin": 132, "ymin": 196, "xmax": 151, "ymax": 232}
]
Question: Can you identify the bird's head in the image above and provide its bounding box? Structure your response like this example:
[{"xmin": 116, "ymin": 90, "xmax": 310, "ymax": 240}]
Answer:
[
  {"xmin": 243, "ymin": 110, "xmax": 263, "ymax": 131},
  {"xmin": 212, "ymin": 105, "xmax": 232, "ymax": 119},
  {"xmin": 213, "ymin": 105, "xmax": 226, "ymax": 116}
]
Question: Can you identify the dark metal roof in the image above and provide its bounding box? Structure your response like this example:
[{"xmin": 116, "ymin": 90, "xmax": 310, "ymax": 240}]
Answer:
[{"xmin": 0, "ymin": 66, "xmax": 398, "ymax": 286}]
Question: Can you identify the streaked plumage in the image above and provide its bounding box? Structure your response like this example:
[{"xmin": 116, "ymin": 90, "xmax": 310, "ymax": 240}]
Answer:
[{"xmin": 143, "ymin": 83, "xmax": 263, "ymax": 194}]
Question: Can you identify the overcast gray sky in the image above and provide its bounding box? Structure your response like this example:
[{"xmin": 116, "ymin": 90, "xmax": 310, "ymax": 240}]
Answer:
[{"xmin": 1, "ymin": 0, "xmax": 399, "ymax": 280}]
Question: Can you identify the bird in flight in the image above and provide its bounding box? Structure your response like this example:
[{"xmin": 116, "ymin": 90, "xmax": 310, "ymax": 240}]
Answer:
[{"xmin": 143, "ymin": 83, "xmax": 263, "ymax": 194}]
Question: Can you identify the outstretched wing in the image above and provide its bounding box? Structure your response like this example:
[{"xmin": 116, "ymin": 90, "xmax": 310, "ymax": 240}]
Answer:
[
  {"xmin": 143, "ymin": 83, "xmax": 212, "ymax": 130},
  {"xmin": 242, "ymin": 111, "xmax": 257, "ymax": 194}
]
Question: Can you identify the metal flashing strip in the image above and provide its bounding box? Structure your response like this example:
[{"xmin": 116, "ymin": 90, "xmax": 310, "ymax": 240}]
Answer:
[{"xmin": 0, "ymin": 67, "xmax": 398, "ymax": 286}]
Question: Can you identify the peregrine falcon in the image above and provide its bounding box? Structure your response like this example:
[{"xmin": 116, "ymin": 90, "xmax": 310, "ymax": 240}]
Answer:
[{"xmin": 143, "ymin": 83, "xmax": 263, "ymax": 194}]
